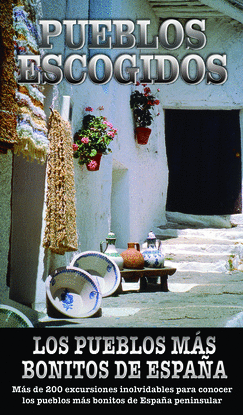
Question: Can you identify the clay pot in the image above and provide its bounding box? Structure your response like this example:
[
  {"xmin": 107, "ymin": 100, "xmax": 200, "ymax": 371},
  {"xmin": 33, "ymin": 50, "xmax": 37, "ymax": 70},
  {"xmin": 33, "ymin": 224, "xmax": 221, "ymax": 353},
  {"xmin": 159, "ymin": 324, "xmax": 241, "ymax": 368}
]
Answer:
[
  {"xmin": 86, "ymin": 152, "xmax": 102, "ymax": 171},
  {"xmin": 135, "ymin": 127, "xmax": 151, "ymax": 145},
  {"xmin": 121, "ymin": 243, "xmax": 144, "ymax": 269}
]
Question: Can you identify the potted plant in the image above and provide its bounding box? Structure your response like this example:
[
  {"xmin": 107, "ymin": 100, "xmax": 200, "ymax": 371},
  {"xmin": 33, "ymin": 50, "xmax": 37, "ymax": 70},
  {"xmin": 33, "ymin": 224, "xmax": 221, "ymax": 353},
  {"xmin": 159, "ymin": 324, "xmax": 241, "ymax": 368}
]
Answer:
[
  {"xmin": 73, "ymin": 106, "xmax": 118, "ymax": 171},
  {"xmin": 130, "ymin": 83, "xmax": 160, "ymax": 144}
]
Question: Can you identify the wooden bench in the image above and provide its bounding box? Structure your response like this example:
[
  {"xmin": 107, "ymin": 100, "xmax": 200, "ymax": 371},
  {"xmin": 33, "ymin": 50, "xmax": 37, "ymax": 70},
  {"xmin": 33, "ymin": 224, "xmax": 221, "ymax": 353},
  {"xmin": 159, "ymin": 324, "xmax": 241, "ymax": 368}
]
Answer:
[{"xmin": 120, "ymin": 266, "xmax": 177, "ymax": 292}]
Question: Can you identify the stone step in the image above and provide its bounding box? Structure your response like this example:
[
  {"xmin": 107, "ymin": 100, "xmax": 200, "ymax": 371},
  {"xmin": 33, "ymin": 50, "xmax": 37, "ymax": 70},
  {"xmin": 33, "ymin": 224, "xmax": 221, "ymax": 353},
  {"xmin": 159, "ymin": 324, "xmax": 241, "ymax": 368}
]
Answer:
[
  {"xmin": 165, "ymin": 211, "xmax": 243, "ymax": 228},
  {"xmin": 162, "ymin": 243, "xmax": 241, "ymax": 256},
  {"xmin": 164, "ymin": 259, "xmax": 229, "ymax": 273},
  {"xmin": 160, "ymin": 237, "xmax": 240, "ymax": 245},
  {"xmin": 149, "ymin": 222, "xmax": 243, "ymax": 273},
  {"xmin": 164, "ymin": 252, "xmax": 230, "ymax": 263},
  {"xmin": 155, "ymin": 226, "xmax": 243, "ymax": 241}
]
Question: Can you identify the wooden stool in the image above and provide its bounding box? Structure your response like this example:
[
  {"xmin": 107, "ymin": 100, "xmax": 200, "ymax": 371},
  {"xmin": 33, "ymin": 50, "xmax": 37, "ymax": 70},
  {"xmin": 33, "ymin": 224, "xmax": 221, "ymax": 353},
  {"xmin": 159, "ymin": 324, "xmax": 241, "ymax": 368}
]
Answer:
[{"xmin": 120, "ymin": 266, "xmax": 177, "ymax": 292}]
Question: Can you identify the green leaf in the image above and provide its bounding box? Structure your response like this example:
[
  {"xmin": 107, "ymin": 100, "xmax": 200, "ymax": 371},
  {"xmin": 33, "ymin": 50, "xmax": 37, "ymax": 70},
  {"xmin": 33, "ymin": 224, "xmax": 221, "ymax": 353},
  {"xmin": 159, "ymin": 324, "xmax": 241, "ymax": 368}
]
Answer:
[{"xmin": 90, "ymin": 149, "xmax": 97, "ymax": 157}]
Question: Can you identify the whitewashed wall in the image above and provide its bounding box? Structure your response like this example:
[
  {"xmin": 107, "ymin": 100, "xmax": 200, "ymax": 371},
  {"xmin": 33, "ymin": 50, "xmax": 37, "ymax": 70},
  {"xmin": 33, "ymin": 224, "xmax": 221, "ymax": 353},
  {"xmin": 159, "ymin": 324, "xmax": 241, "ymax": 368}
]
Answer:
[
  {"xmin": 160, "ymin": 18, "xmax": 243, "ymax": 110},
  {"xmin": 31, "ymin": 0, "xmax": 168, "ymax": 310}
]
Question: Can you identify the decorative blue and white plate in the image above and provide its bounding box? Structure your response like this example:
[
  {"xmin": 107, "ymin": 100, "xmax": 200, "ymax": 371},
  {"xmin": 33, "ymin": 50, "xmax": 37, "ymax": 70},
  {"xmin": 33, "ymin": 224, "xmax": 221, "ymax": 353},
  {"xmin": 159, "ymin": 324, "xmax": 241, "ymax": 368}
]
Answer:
[
  {"xmin": 46, "ymin": 267, "xmax": 102, "ymax": 318},
  {"xmin": 0, "ymin": 305, "xmax": 33, "ymax": 328},
  {"xmin": 70, "ymin": 251, "xmax": 121, "ymax": 297}
]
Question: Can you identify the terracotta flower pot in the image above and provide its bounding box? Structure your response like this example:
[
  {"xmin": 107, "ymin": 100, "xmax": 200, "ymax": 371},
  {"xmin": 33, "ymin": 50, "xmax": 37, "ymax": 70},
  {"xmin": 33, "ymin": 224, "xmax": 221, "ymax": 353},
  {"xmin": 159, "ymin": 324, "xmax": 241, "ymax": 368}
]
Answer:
[
  {"xmin": 135, "ymin": 127, "xmax": 151, "ymax": 145},
  {"xmin": 86, "ymin": 152, "xmax": 102, "ymax": 171}
]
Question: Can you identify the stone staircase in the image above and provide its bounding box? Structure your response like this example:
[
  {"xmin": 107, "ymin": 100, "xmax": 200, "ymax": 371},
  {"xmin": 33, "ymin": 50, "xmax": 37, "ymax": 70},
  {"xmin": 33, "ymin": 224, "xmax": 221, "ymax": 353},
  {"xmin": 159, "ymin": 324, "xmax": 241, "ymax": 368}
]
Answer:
[{"xmin": 155, "ymin": 214, "xmax": 243, "ymax": 274}]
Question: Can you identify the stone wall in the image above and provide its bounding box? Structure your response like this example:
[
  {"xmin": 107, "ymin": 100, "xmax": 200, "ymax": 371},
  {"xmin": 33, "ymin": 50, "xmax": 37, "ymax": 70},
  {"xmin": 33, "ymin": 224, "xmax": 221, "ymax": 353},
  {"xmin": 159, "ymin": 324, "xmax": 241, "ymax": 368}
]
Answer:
[{"xmin": 0, "ymin": 151, "xmax": 12, "ymax": 302}]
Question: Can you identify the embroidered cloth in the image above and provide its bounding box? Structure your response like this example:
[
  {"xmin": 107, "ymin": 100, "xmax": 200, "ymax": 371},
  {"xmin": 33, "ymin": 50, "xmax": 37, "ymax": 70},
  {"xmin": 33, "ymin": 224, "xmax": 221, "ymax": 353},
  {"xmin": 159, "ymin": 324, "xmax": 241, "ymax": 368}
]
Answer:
[
  {"xmin": 43, "ymin": 110, "xmax": 78, "ymax": 255},
  {"xmin": 0, "ymin": 1, "xmax": 19, "ymax": 151},
  {"xmin": 0, "ymin": 0, "xmax": 48, "ymax": 161}
]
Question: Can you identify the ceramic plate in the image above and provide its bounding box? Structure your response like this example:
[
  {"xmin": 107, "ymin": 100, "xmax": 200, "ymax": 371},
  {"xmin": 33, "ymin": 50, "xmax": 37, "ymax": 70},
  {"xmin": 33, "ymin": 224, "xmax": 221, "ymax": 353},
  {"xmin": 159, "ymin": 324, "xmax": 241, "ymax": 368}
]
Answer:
[
  {"xmin": 46, "ymin": 267, "xmax": 102, "ymax": 318},
  {"xmin": 70, "ymin": 251, "xmax": 121, "ymax": 297},
  {"xmin": 0, "ymin": 305, "xmax": 33, "ymax": 328}
]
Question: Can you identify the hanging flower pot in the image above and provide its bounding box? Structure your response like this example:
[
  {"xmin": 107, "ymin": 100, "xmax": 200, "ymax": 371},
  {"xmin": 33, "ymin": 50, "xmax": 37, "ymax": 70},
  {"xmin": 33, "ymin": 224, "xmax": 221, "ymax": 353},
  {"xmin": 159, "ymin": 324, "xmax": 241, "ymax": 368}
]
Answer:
[
  {"xmin": 73, "ymin": 107, "xmax": 118, "ymax": 169},
  {"xmin": 130, "ymin": 83, "xmax": 160, "ymax": 145},
  {"xmin": 86, "ymin": 152, "xmax": 102, "ymax": 171},
  {"xmin": 136, "ymin": 127, "xmax": 152, "ymax": 145}
]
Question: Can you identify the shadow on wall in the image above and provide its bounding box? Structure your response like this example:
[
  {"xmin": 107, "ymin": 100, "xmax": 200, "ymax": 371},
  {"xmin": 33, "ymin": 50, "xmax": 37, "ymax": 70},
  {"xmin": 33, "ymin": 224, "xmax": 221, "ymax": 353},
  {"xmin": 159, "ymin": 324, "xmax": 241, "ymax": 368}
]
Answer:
[
  {"xmin": 8, "ymin": 154, "xmax": 46, "ymax": 307},
  {"xmin": 111, "ymin": 162, "xmax": 130, "ymax": 248}
]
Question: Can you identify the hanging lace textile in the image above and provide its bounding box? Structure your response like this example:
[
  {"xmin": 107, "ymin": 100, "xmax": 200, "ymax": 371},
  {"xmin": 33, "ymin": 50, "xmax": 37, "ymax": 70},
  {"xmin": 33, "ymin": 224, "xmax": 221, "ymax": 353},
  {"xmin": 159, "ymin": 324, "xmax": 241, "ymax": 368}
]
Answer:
[
  {"xmin": 0, "ymin": 2, "xmax": 18, "ymax": 152},
  {"xmin": 0, "ymin": 0, "xmax": 48, "ymax": 161},
  {"xmin": 43, "ymin": 110, "xmax": 78, "ymax": 255}
]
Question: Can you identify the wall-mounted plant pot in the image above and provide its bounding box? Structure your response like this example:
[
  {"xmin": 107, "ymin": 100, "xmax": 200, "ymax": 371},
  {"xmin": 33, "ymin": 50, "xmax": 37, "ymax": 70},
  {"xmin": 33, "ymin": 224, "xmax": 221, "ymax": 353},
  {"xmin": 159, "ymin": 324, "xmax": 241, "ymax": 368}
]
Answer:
[
  {"xmin": 135, "ymin": 127, "xmax": 151, "ymax": 145},
  {"xmin": 86, "ymin": 152, "xmax": 102, "ymax": 171}
]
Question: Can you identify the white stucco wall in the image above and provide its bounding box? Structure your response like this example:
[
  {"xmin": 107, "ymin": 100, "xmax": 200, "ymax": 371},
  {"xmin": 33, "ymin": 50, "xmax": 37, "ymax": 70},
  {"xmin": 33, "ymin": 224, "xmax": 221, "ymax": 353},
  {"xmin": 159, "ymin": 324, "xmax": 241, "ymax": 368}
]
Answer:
[
  {"xmin": 1, "ymin": 0, "xmax": 243, "ymax": 311},
  {"xmin": 159, "ymin": 18, "xmax": 243, "ymax": 110},
  {"xmin": 30, "ymin": 0, "xmax": 168, "ymax": 311}
]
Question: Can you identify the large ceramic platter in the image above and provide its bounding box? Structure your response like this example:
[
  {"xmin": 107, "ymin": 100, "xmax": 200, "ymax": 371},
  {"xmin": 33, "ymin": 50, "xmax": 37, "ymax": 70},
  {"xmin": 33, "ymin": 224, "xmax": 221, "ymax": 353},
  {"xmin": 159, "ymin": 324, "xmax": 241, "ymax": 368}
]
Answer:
[
  {"xmin": 0, "ymin": 305, "xmax": 33, "ymax": 328},
  {"xmin": 70, "ymin": 251, "xmax": 121, "ymax": 297},
  {"xmin": 45, "ymin": 267, "xmax": 102, "ymax": 318}
]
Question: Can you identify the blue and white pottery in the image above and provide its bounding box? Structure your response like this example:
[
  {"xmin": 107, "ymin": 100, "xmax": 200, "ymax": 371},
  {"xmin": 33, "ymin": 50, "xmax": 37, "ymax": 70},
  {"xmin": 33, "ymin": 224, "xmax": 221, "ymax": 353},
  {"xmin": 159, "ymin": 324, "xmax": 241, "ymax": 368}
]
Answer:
[
  {"xmin": 45, "ymin": 267, "xmax": 102, "ymax": 318},
  {"xmin": 70, "ymin": 251, "xmax": 121, "ymax": 297},
  {"xmin": 0, "ymin": 305, "xmax": 33, "ymax": 328},
  {"xmin": 142, "ymin": 231, "xmax": 165, "ymax": 268}
]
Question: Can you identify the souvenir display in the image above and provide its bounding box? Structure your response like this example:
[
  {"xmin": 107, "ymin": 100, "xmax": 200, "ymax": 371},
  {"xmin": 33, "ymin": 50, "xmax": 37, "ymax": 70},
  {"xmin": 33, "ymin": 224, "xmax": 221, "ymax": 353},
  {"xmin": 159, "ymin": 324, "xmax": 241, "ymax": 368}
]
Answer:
[
  {"xmin": 0, "ymin": 0, "xmax": 48, "ymax": 161},
  {"xmin": 45, "ymin": 267, "xmax": 102, "ymax": 318},
  {"xmin": 121, "ymin": 243, "xmax": 145, "ymax": 269},
  {"xmin": 0, "ymin": 1, "xmax": 18, "ymax": 151},
  {"xmin": 70, "ymin": 251, "xmax": 121, "ymax": 297},
  {"xmin": 100, "ymin": 231, "xmax": 124, "ymax": 270},
  {"xmin": 43, "ymin": 110, "xmax": 78, "ymax": 255},
  {"xmin": 142, "ymin": 231, "xmax": 165, "ymax": 268}
]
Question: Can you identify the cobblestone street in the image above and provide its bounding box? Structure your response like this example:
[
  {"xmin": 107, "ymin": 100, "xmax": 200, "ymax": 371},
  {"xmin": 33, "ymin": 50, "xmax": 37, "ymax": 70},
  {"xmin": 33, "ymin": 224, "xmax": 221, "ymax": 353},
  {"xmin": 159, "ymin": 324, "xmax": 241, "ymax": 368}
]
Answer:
[
  {"xmin": 40, "ymin": 268, "xmax": 243, "ymax": 328},
  {"xmin": 38, "ymin": 223, "xmax": 243, "ymax": 328}
]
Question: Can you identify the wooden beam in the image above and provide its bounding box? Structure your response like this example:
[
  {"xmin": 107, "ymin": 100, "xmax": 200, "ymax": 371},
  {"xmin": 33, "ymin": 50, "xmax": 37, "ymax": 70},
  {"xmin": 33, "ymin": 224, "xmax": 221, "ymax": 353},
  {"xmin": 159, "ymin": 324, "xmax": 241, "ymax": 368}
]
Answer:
[
  {"xmin": 198, "ymin": 0, "xmax": 243, "ymax": 23},
  {"xmin": 152, "ymin": 0, "xmax": 201, "ymax": 2},
  {"xmin": 149, "ymin": 1, "xmax": 201, "ymax": 4},
  {"xmin": 147, "ymin": 0, "xmax": 243, "ymax": 23},
  {"xmin": 149, "ymin": 2, "xmax": 202, "ymax": 6},
  {"xmin": 151, "ymin": 5, "xmax": 213, "ymax": 11},
  {"xmin": 153, "ymin": 10, "xmax": 224, "ymax": 17}
]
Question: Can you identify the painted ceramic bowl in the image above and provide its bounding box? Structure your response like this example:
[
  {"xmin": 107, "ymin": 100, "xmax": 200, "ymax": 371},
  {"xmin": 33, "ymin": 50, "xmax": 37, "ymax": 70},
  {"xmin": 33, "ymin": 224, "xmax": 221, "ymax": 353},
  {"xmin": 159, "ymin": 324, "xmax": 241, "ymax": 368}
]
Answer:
[
  {"xmin": 45, "ymin": 267, "xmax": 102, "ymax": 318},
  {"xmin": 70, "ymin": 251, "xmax": 121, "ymax": 297},
  {"xmin": 0, "ymin": 305, "xmax": 33, "ymax": 328}
]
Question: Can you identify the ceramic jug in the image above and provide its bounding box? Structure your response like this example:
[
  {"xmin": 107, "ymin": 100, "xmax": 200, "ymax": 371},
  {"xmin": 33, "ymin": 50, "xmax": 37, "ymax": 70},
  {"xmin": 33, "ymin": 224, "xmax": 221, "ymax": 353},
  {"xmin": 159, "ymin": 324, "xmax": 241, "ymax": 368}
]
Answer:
[
  {"xmin": 142, "ymin": 231, "xmax": 165, "ymax": 268},
  {"xmin": 121, "ymin": 243, "xmax": 144, "ymax": 269},
  {"xmin": 100, "ymin": 231, "xmax": 124, "ymax": 270}
]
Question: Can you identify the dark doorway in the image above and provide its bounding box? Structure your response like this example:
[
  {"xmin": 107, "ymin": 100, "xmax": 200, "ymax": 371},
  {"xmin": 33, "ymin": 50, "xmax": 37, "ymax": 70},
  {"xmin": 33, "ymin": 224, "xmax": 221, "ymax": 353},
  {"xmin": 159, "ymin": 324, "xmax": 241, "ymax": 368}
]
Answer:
[{"xmin": 165, "ymin": 110, "xmax": 242, "ymax": 215}]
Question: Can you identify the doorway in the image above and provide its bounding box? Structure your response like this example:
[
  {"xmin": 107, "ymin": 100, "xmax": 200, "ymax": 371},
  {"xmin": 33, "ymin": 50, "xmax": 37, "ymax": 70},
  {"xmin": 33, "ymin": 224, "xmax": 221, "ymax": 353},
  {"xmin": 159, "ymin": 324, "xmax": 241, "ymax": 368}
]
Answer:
[{"xmin": 165, "ymin": 110, "xmax": 242, "ymax": 215}]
